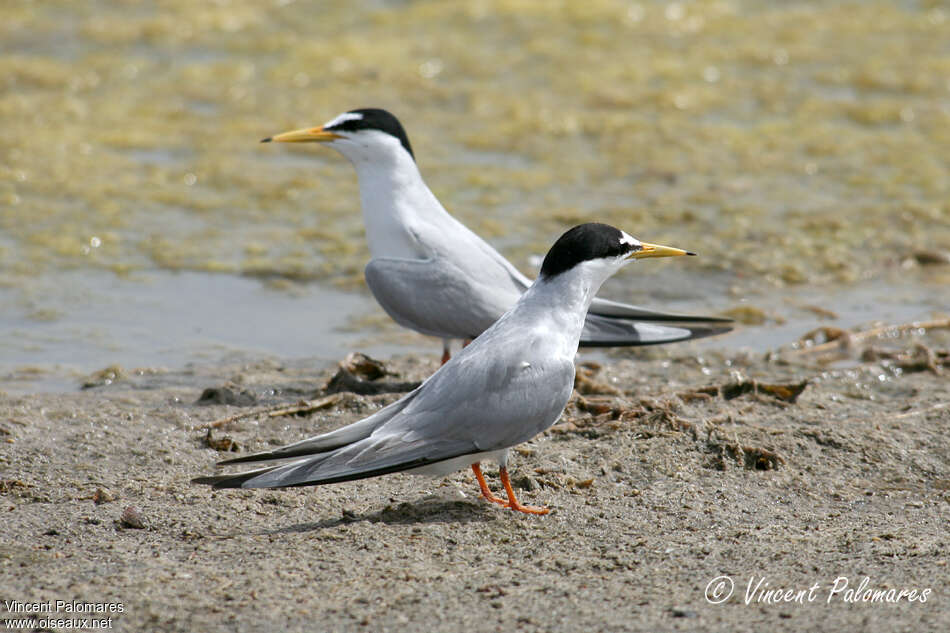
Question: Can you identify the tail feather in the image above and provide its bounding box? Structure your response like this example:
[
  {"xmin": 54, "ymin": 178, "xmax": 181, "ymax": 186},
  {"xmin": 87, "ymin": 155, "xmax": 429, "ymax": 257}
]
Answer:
[
  {"xmin": 207, "ymin": 456, "xmax": 436, "ymax": 490},
  {"xmin": 191, "ymin": 464, "xmax": 285, "ymax": 489},
  {"xmin": 580, "ymin": 313, "xmax": 732, "ymax": 347},
  {"xmin": 588, "ymin": 297, "xmax": 733, "ymax": 324},
  {"xmin": 216, "ymin": 388, "xmax": 423, "ymax": 466},
  {"xmin": 194, "ymin": 442, "xmax": 470, "ymax": 490}
]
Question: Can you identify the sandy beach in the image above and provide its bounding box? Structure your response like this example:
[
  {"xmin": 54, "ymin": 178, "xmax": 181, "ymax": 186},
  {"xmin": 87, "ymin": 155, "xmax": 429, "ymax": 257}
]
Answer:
[{"xmin": 3, "ymin": 323, "xmax": 948, "ymax": 632}]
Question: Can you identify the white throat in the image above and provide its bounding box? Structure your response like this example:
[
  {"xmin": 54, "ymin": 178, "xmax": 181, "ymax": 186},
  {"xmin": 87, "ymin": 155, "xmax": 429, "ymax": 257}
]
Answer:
[{"xmin": 330, "ymin": 132, "xmax": 445, "ymax": 259}]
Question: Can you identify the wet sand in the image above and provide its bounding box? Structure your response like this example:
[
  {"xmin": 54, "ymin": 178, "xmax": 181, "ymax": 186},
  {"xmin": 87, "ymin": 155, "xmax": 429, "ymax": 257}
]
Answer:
[{"xmin": 2, "ymin": 324, "xmax": 948, "ymax": 632}]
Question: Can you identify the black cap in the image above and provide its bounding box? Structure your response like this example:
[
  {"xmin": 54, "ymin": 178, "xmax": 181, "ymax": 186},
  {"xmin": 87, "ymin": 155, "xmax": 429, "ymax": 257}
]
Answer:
[
  {"xmin": 324, "ymin": 108, "xmax": 414, "ymax": 160},
  {"xmin": 539, "ymin": 223, "xmax": 637, "ymax": 279}
]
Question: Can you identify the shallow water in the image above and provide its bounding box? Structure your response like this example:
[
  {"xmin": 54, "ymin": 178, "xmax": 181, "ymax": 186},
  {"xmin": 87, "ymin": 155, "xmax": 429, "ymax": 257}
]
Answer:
[
  {"xmin": 2, "ymin": 0, "xmax": 948, "ymax": 391},
  {"xmin": 0, "ymin": 265, "xmax": 943, "ymax": 394},
  {"xmin": 0, "ymin": 270, "xmax": 387, "ymax": 392}
]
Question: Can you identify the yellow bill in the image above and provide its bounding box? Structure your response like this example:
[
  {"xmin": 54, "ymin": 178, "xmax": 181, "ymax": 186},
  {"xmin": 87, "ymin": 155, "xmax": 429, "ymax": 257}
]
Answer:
[
  {"xmin": 261, "ymin": 126, "xmax": 342, "ymax": 143},
  {"xmin": 627, "ymin": 242, "xmax": 696, "ymax": 259}
]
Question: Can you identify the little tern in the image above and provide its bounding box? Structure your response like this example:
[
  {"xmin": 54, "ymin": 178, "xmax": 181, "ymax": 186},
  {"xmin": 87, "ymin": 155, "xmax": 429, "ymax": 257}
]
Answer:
[
  {"xmin": 262, "ymin": 108, "xmax": 730, "ymax": 362},
  {"xmin": 195, "ymin": 223, "xmax": 696, "ymax": 514}
]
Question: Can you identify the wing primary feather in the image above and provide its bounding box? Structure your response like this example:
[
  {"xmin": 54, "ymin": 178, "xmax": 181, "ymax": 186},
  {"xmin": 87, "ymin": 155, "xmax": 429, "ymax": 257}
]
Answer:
[
  {"xmin": 217, "ymin": 446, "xmax": 331, "ymax": 466},
  {"xmin": 278, "ymin": 456, "xmax": 435, "ymax": 487},
  {"xmin": 588, "ymin": 297, "xmax": 733, "ymax": 323},
  {"xmin": 191, "ymin": 464, "xmax": 284, "ymax": 489},
  {"xmin": 579, "ymin": 318, "xmax": 733, "ymax": 348},
  {"xmin": 216, "ymin": 390, "xmax": 423, "ymax": 466},
  {"xmin": 610, "ymin": 313, "xmax": 733, "ymax": 324},
  {"xmin": 194, "ymin": 452, "xmax": 477, "ymax": 490}
]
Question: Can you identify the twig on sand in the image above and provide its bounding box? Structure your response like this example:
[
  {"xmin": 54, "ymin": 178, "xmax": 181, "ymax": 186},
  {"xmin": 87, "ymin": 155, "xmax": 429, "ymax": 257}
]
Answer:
[
  {"xmin": 195, "ymin": 394, "xmax": 343, "ymax": 430},
  {"xmin": 790, "ymin": 318, "xmax": 950, "ymax": 355},
  {"xmin": 265, "ymin": 394, "xmax": 344, "ymax": 417},
  {"xmin": 893, "ymin": 402, "xmax": 950, "ymax": 420}
]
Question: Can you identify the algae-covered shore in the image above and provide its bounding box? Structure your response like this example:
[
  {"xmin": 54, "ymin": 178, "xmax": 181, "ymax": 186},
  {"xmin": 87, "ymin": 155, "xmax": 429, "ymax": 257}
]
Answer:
[
  {"xmin": 2, "ymin": 323, "xmax": 948, "ymax": 632},
  {"xmin": 3, "ymin": 0, "xmax": 949, "ymax": 379}
]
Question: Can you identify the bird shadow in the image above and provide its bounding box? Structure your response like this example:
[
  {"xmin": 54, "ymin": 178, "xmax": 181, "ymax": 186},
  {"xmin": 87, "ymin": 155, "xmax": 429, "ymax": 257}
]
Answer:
[{"xmin": 261, "ymin": 497, "xmax": 499, "ymax": 535}]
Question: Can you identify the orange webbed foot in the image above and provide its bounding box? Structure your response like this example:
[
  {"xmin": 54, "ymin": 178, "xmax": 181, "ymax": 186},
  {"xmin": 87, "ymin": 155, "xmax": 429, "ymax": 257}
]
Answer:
[
  {"xmin": 506, "ymin": 501, "xmax": 550, "ymax": 515},
  {"xmin": 500, "ymin": 467, "xmax": 549, "ymax": 515},
  {"xmin": 471, "ymin": 463, "xmax": 506, "ymax": 505}
]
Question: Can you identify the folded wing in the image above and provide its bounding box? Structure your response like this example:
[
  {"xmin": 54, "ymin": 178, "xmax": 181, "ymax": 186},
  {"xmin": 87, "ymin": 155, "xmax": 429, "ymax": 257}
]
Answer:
[{"xmin": 193, "ymin": 332, "xmax": 575, "ymax": 490}]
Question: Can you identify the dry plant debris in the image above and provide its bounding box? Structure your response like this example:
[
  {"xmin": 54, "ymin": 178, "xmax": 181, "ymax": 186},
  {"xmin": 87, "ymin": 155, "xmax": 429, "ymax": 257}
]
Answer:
[
  {"xmin": 196, "ymin": 393, "xmax": 345, "ymax": 430},
  {"xmin": 325, "ymin": 353, "xmax": 421, "ymax": 395},
  {"xmin": 203, "ymin": 429, "xmax": 240, "ymax": 452},
  {"xmin": 791, "ymin": 318, "xmax": 950, "ymax": 356}
]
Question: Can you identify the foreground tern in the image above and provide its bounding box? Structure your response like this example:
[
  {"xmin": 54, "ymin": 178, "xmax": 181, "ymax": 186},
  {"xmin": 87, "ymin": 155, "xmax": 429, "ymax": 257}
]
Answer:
[
  {"xmin": 262, "ymin": 108, "xmax": 730, "ymax": 362},
  {"xmin": 195, "ymin": 223, "xmax": 696, "ymax": 514}
]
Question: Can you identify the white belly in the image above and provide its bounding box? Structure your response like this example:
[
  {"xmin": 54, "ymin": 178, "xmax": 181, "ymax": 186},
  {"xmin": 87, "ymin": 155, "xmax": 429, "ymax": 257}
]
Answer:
[{"xmin": 406, "ymin": 449, "xmax": 509, "ymax": 477}]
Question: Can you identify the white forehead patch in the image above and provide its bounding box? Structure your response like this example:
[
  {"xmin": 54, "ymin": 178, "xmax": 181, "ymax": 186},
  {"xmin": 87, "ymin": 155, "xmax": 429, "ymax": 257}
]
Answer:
[
  {"xmin": 322, "ymin": 111, "xmax": 363, "ymax": 129},
  {"xmin": 619, "ymin": 232, "xmax": 641, "ymax": 249}
]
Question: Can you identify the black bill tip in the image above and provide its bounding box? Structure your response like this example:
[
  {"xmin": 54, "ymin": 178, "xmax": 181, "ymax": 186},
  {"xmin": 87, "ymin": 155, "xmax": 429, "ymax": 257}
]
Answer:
[
  {"xmin": 260, "ymin": 137, "xmax": 272, "ymax": 143},
  {"xmin": 686, "ymin": 251, "xmax": 697, "ymax": 256}
]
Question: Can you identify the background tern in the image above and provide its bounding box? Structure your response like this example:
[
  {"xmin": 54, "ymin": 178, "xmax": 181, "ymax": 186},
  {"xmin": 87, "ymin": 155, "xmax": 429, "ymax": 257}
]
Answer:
[
  {"xmin": 195, "ymin": 223, "xmax": 697, "ymax": 514},
  {"xmin": 262, "ymin": 108, "xmax": 731, "ymax": 362}
]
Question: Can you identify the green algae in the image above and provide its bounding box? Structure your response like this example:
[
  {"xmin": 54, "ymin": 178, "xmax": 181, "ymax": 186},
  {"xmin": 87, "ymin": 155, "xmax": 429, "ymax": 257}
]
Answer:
[{"xmin": 1, "ymin": 0, "xmax": 948, "ymax": 302}]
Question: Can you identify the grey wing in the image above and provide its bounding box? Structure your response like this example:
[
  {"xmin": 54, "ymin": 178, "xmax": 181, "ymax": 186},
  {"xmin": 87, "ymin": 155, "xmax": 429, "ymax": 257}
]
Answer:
[
  {"xmin": 195, "ymin": 433, "xmax": 477, "ymax": 489},
  {"xmin": 213, "ymin": 388, "xmax": 425, "ymax": 466},
  {"xmin": 192, "ymin": 384, "xmax": 471, "ymax": 488},
  {"xmin": 395, "ymin": 342, "xmax": 576, "ymax": 451},
  {"xmin": 194, "ymin": 339, "xmax": 575, "ymax": 489},
  {"xmin": 364, "ymin": 256, "xmax": 521, "ymax": 340}
]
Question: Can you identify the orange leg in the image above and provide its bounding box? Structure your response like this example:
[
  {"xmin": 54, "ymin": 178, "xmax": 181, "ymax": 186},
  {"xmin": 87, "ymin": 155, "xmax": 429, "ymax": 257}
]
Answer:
[
  {"xmin": 499, "ymin": 466, "xmax": 550, "ymax": 515},
  {"xmin": 462, "ymin": 338, "xmax": 472, "ymax": 348},
  {"xmin": 441, "ymin": 340, "xmax": 451, "ymax": 365},
  {"xmin": 471, "ymin": 463, "xmax": 506, "ymax": 505}
]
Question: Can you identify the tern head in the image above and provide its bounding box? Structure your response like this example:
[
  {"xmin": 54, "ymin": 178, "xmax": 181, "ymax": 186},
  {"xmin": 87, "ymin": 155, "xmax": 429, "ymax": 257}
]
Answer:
[
  {"xmin": 262, "ymin": 108, "xmax": 414, "ymax": 166},
  {"xmin": 539, "ymin": 223, "xmax": 695, "ymax": 284}
]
